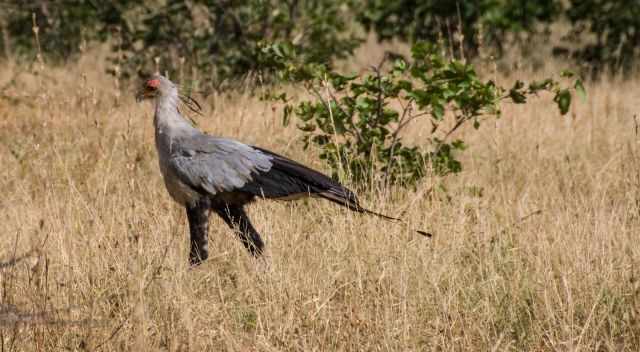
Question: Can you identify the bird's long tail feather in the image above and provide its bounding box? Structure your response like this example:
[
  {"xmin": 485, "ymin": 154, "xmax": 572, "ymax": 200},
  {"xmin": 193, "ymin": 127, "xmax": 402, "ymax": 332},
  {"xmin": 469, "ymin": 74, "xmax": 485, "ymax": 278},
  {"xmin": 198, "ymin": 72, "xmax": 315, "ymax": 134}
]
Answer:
[
  {"xmin": 319, "ymin": 191, "xmax": 433, "ymax": 237},
  {"xmin": 249, "ymin": 146, "xmax": 433, "ymax": 237}
]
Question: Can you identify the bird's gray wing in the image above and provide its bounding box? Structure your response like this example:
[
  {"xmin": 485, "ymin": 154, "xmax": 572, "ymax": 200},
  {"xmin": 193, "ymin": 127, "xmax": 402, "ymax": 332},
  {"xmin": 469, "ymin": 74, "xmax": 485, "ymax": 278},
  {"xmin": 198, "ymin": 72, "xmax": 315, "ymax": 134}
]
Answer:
[
  {"xmin": 168, "ymin": 134, "xmax": 273, "ymax": 196},
  {"xmin": 168, "ymin": 133, "xmax": 357, "ymax": 204}
]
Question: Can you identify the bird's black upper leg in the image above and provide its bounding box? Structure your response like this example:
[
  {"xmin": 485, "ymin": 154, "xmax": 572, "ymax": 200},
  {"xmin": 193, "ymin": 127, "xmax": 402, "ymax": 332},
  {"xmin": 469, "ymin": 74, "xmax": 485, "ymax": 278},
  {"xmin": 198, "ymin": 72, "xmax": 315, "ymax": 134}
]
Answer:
[
  {"xmin": 213, "ymin": 204, "xmax": 264, "ymax": 256},
  {"xmin": 186, "ymin": 198, "xmax": 211, "ymax": 266}
]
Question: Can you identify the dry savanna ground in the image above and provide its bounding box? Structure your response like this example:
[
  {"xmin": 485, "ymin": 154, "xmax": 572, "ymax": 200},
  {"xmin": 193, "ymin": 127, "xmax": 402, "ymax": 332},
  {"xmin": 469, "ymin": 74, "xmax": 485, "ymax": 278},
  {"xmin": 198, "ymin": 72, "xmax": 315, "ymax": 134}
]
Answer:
[{"xmin": 1, "ymin": 47, "xmax": 640, "ymax": 351}]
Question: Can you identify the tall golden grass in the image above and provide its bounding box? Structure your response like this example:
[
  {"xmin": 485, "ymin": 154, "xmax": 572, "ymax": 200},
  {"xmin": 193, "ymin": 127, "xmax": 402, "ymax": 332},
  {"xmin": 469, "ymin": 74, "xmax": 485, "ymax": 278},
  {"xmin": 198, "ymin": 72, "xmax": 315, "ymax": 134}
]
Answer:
[{"xmin": 1, "ymin": 43, "xmax": 639, "ymax": 351}]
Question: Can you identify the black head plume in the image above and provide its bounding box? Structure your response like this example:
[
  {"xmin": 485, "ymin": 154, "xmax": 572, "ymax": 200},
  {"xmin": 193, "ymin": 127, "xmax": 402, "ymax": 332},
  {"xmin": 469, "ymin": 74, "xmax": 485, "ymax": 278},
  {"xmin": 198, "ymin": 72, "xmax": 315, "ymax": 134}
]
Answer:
[{"xmin": 179, "ymin": 94, "xmax": 203, "ymax": 116}]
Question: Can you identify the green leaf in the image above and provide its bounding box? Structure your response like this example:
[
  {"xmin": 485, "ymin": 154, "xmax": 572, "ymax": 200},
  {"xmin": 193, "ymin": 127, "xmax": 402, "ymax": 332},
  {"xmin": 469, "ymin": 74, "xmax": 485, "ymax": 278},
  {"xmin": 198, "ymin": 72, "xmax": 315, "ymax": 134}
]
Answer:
[
  {"xmin": 298, "ymin": 123, "xmax": 317, "ymax": 132},
  {"xmin": 396, "ymin": 79, "xmax": 413, "ymax": 91},
  {"xmin": 312, "ymin": 135, "xmax": 330, "ymax": 145},
  {"xmin": 554, "ymin": 89, "xmax": 572, "ymax": 115},
  {"xmin": 528, "ymin": 79, "xmax": 553, "ymax": 92},
  {"xmin": 560, "ymin": 70, "xmax": 575, "ymax": 78},
  {"xmin": 451, "ymin": 139, "xmax": 467, "ymax": 150},
  {"xmin": 432, "ymin": 103, "xmax": 444, "ymax": 120},
  {"xmin": 509, "ymin": 89, "xmax": 527, "ymax": 104},
  {"xmin": 393, "ymin": 59, "xmax": 407, "ymax": 73}
]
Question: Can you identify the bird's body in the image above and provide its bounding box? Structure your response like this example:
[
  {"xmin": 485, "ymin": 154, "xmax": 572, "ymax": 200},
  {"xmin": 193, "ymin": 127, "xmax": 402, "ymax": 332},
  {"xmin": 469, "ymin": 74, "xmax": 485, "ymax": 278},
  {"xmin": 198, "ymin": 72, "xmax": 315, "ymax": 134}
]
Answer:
[{"xmin": 137, "ymin": 75, "xmax": 428, "ymax": 265}]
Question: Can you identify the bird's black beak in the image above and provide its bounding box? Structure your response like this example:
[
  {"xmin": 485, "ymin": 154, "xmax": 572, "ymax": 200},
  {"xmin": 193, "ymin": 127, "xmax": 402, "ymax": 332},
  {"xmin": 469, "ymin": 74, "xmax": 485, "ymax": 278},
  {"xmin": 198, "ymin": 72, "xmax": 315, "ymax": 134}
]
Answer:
[
  {"xmin": 136, "ymin": 86, "xmax": 158, "ymax": 102},
  {"xmin": 135, "ymin": 90, "xmax": 146, "ymax": 103}
]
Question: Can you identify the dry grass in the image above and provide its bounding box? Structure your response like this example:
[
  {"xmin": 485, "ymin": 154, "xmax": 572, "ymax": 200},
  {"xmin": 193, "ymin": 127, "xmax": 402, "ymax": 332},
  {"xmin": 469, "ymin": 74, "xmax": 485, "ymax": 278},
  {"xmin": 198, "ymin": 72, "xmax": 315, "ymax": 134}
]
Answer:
[{"xmin": 1, "ymin": 46, "xmax": 640, "ymax": 351}]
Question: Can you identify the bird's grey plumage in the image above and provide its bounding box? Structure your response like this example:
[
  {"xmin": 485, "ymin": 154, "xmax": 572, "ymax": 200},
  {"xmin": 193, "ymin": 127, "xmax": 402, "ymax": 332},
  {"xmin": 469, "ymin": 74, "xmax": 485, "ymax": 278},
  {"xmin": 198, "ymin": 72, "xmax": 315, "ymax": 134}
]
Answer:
[
  {"xmin": 150, "ymin": 78, "xmax": 271, "ymax": 204},
  {"xmin": 138, "ymin": 75, "xmax": 429, "ymax": 266},
  {"xmin": 169, "ymin": 134, "xmax": 273, "ymax": 196}
]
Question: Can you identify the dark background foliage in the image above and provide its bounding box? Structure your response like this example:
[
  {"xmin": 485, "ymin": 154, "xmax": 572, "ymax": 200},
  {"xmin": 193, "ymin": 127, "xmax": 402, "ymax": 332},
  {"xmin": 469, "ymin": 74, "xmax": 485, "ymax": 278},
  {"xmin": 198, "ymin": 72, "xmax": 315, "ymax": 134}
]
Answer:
[
  {"xmin": 357, "ymin": 0, "xmax": 561, "ymax": 57},
  {"xmin": 1, "ymin": 0, "xmax": 637, "ymax": 82},
  {"xmin": 0, "ymin": 0, "xmax": 359, "ymax": 91},
  {"xmin": 562, "ymin": 0, "xmax": 640, "ymax": 76}
]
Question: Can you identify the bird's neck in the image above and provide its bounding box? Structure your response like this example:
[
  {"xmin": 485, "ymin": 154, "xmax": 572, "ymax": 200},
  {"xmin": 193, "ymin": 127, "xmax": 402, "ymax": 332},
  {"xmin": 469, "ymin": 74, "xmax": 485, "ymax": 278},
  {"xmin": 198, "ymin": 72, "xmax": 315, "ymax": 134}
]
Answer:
[{"xmin": 153, "ymin": 91, "xmax": 194, "ymax": 134}]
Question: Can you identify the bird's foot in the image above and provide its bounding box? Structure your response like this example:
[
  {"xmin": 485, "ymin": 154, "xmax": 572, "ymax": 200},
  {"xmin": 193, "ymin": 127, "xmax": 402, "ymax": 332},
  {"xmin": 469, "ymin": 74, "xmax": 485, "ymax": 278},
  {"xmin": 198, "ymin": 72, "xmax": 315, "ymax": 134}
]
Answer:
[{"xmin": 189, "ymin": 248, "xmax": 209, "ymax": 267}]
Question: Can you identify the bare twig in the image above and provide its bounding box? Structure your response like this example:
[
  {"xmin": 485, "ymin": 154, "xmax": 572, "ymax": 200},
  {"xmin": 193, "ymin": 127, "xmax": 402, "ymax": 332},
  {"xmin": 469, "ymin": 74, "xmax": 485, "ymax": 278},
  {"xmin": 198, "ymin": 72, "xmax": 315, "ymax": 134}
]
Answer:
[
  {"xmin": 385, "ymin": 99, "xmax": 414, "ymax": 182},
  {"xmin": 441, "ymin": 116, "xmax": 467, "ymax": 142},
  {"xmin": 397, "ymin": 110, "xmax": 429, "ymax": 133},
  {"xmin": 373, "ymin": 56, "xmax": 386, "ymax": 124}
]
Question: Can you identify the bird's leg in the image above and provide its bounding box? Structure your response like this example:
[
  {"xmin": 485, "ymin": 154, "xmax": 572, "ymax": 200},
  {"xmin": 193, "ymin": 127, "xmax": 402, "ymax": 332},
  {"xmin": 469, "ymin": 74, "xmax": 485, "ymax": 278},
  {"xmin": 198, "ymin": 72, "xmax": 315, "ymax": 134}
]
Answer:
[
  {"xmin": 213, "ymin": 205, "xmax": 264, "ymax": 256},
  {"xmin": 186, "ymin": 198, "xmax": 211, "ymax": 266}
]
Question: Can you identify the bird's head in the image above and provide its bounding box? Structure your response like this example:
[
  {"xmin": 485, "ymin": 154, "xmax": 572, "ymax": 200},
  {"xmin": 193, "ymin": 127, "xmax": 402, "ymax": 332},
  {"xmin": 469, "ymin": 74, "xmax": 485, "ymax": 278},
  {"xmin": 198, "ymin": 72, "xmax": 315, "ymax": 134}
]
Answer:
[{"xmin": 135, "ymin": 75, "xmax": 175, "ymax": 102}]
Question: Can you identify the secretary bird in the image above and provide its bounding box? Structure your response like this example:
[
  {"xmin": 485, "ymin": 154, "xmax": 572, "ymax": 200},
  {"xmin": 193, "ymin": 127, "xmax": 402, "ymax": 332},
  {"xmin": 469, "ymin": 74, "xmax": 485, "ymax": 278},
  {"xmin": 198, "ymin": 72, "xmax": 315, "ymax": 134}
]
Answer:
[{"xmin": 136, "ymin": 75, "xmax": 430, "ymax": 266}]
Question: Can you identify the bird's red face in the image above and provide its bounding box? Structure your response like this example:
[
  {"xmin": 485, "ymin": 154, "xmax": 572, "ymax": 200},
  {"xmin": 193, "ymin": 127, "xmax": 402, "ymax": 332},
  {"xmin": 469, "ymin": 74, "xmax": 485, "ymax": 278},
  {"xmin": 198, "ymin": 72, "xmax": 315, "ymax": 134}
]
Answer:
[{"xmin": 136, "ymin": 78, "xmax": 161, "ymax": 102}]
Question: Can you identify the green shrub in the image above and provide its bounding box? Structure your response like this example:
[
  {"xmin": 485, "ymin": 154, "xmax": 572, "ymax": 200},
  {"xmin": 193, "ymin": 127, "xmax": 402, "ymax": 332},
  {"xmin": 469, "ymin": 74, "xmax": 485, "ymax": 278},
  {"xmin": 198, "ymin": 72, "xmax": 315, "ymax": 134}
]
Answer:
[{"xmin": 269, "ymin": 42, "xmax": 583, "ymax": 187}]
